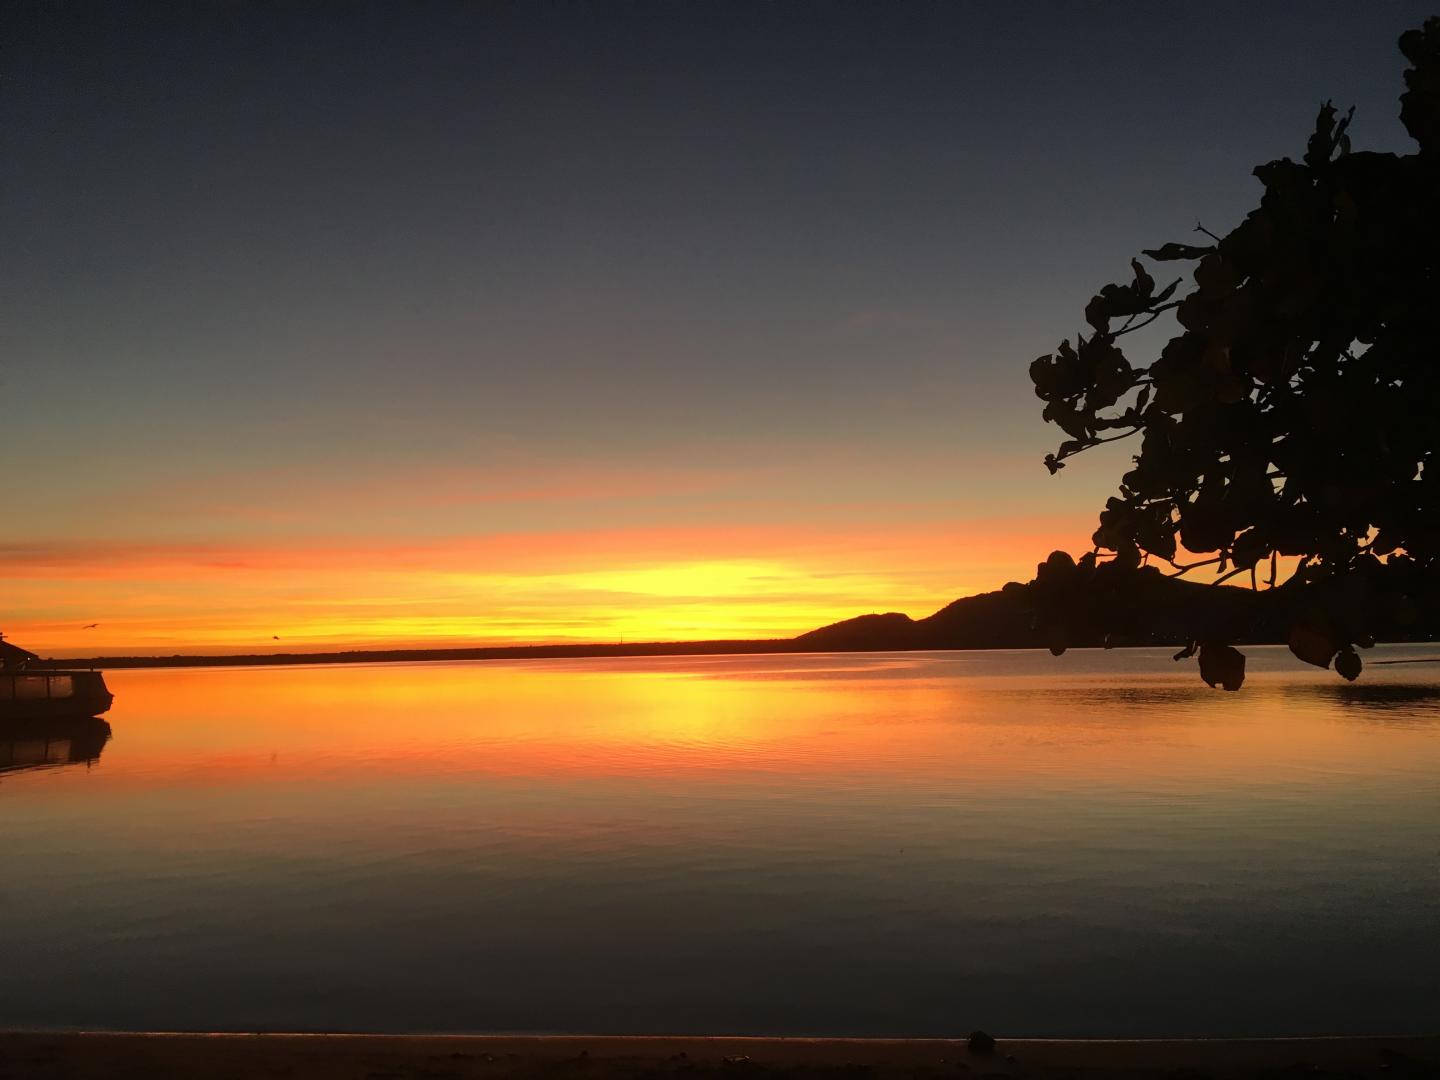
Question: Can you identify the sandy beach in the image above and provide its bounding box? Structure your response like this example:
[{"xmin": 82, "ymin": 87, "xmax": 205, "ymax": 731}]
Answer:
[{"xmin": 1, "ymin": 1032, "xmax": 1436, "ymax": 1079}]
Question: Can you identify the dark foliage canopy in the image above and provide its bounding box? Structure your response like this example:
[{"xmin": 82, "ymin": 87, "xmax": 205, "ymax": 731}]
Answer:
[{"xmin": 1029, "ymin": 18, "xmax": 1440, "ymax": 690}]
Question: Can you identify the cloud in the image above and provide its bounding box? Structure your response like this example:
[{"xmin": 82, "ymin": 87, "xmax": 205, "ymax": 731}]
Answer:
[{"xmin": 1, "ymin": 513, "xmax": 1087, "ymax": 577}]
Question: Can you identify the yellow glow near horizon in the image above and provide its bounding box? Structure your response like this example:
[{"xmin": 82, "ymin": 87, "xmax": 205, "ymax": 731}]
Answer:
[
  {"xmin": 529, "ymin": 559, "xmax": 818, "ymax": 598},
  {"xmin": 5, "ymin": 516, "xmax": 1095, "ymax": 655}
]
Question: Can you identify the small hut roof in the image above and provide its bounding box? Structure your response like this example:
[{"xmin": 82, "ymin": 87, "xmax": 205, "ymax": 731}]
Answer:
[{"xmin": 0, "ymin": 638, "xmax": 40, "ymax": 664}]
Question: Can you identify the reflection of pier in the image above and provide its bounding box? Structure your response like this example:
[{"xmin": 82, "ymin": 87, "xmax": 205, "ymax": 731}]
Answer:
[{"xmin": 0, "ymin": 717, "xmax": 112, "ymax": 776}]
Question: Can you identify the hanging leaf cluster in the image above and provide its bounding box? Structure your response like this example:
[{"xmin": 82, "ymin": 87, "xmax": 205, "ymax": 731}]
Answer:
[{"xmin": 1029, "ymin": 18, "xmax": 1440, "ymax": 689}]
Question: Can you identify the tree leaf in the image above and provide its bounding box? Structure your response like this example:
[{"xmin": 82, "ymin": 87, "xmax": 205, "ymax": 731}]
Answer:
[
  {"xmin": 1130, "ymin": 259, "xmax": 1154, "ymax": 298},
  {"xmin": 1045, "ymin": 624, "xmax": 1068, "ymax": 657},
  {"xmin": 1141, "ymin": 242, "xmax": 1214, "ymax": 261},
  {"xmin": 1198, "ymin": 642, "xmax": 1246, "ymax": 691},
  {"xmin": 1288, "ymin": 624, "xmax": 1338, "ymax": 669}
]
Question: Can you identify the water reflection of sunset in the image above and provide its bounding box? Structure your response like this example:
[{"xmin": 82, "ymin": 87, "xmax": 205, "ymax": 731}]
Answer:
[
  {"xmin": 60, "ymin": 652, "xmax": 1440, "ymax": 795},
  {"xmin": 8, "ymin": 651, "xmax": 1440, "ymax": 1038}
]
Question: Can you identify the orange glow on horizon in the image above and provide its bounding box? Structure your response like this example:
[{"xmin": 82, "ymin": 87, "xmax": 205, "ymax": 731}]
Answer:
[{"xmin": 6, "ymin": 516, "xmax": 1097, "ymax": 655}]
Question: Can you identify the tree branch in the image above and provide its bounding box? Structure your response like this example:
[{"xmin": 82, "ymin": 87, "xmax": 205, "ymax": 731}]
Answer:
[
  {"xmin": 1212, "ymin": 565, "xmax": 1249, "ymax": 587},
  {"xmin": 1053, "ymin": 425, "xmax": 1144, "ymax": 466},
  {"xmin": 1113, "ymin": 302, "xmax": 1183, "ymax": 338},
  {"xmin": 1167, "ymin": 556, "xmax": 1222, "ymax": 577}
]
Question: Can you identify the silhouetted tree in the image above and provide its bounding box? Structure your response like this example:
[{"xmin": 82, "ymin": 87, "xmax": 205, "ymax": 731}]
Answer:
[{"xmin": 1029, "ymin": 18, "xmax": 1440, "ymax": 690}]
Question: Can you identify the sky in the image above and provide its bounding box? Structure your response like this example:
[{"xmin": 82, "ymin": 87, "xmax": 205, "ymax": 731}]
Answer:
[{"xmin": 2, "ymin": 1, "xmax": 1433, "ymax": 655}]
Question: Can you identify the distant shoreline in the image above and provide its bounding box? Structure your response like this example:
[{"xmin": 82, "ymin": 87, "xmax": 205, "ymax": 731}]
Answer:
[
  {"xmin": 0, "ymin": 1031, "xmax": 1434, "ymax": 1079},
  {"xmin": 36, "ymin": 639, "xmax": 1438, "ymax": 672},
  {"xmin": 31, "ymin": 638, "xmax": 805, "ymax": 670}
]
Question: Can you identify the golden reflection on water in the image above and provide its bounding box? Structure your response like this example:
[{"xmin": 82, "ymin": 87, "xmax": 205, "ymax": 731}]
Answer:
[
  {"xmin": 67, "ymin": 651, "xmax": 1440, "ymax": 792},
  {"xmin": 5, "ymin": 649, "xmax": 1439, "ymax": 1038}
]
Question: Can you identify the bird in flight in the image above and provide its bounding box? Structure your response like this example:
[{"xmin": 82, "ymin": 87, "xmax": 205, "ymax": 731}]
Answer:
[{"xmin": 82, "ymin": 623, "xmax": 99, "ymax": 630}]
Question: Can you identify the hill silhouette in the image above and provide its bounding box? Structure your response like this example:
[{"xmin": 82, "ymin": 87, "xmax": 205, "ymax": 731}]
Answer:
[{"xmin": 797, "ymin": 565, "xmax": 1261, "ymax": 652}]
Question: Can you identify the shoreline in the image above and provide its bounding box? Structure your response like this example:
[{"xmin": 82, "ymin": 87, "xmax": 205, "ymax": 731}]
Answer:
[
  {"xmin": 2, "ymin": 1032, "xmax": 1436, "ymax": 1078},
  {"xmin": 31, "ymin": 638, "xmax": 800, "ymax": 670},
  {"xmin": 33, "ymin": 638, "xmax": 1427, "ymax": 672}
]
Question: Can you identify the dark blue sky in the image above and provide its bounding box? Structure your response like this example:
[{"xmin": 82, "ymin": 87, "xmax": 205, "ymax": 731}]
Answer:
[
  {"xmin": 6, "ymin": 3, "xmax": 1429, "ymax": 452},
  {"xmin": 4, "ymin": 2, "xmax": 1435, "ymax": 648}
]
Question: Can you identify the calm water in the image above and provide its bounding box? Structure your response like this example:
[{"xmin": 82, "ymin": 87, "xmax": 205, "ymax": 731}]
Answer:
[{"xmin": 2, "ymin": 648, "xmax": 1438, "ymax": 1037}]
